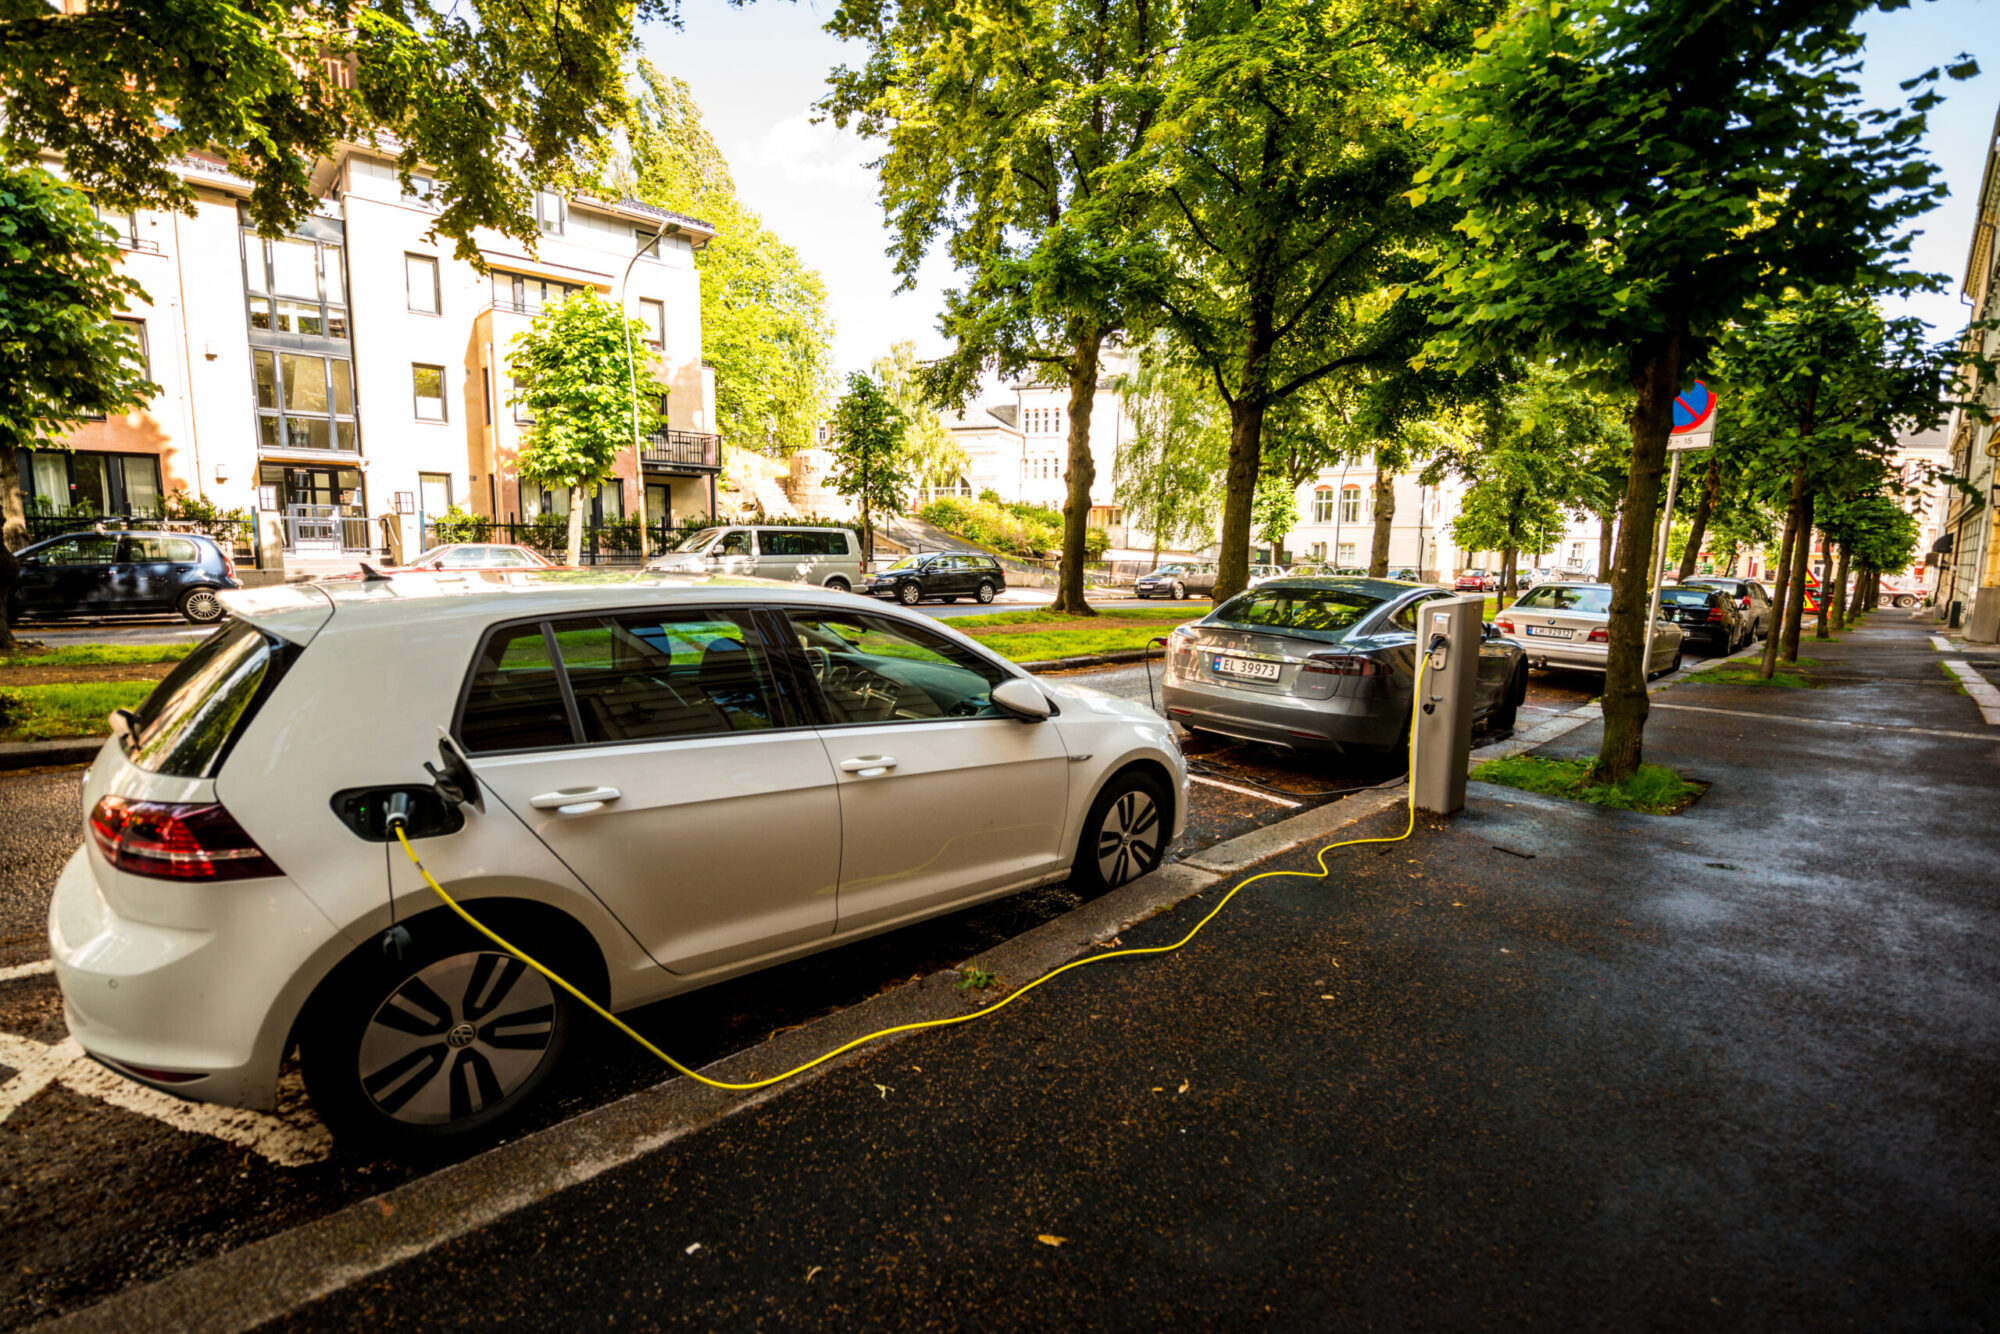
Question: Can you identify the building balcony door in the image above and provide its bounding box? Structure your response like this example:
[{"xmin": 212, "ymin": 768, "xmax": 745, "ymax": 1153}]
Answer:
[{"xmin": 262, "ymin": 463, "xmax": 368, "ymax": 551}]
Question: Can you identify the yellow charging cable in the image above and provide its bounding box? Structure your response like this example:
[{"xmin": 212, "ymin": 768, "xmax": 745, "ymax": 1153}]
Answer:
[{"xmin": 392, "ymin": 651, "xmax": 1431, "ymax": 1093}]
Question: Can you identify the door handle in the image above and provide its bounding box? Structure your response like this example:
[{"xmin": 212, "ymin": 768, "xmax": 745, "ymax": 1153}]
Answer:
[
  {"xmin": 838, "ymin": 756, "xmax": 897, "ymax": 778},
  {"xmin": 530, "ymin": 786, "xmax": 622, "ymax": 815}
]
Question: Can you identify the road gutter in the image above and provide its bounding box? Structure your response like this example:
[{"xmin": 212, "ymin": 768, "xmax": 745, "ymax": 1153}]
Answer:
[{"xmin": 44, "ymin": 785, "xmax": 1408, "ymax": 1334}]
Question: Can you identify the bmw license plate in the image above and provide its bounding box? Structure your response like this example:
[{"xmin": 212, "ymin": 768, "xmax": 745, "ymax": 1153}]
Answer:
[
  {"xmin": 1525, "ymin": 626, "xmax": 1574, "ymax": 639},
  {"xmin": 1213, "ymin": 655, "xmax": 1280, "ymax": 681}
]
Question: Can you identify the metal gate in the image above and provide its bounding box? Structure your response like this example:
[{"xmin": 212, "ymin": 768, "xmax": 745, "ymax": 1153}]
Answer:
[{"xmin": 284, "ymin": 504, "xmax": 340, "ymax": 551}]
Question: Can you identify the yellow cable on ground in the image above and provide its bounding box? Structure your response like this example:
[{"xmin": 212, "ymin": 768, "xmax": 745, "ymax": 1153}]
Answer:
[{"xmin": 394, "ymin": 652, "xmax": 1431, "ymax": 1093}]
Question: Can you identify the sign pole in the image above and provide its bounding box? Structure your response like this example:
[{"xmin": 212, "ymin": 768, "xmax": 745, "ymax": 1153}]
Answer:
[{"xmin": 1647, "ymin": 449, "xmax": 1683, "ymax": 670}]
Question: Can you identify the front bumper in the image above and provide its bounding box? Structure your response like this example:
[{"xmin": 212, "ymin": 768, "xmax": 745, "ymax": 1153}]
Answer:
[
  {"xmin": 1161, "ymin": 674, "xmax": 1403, "ymax": 751},
  {"xmin": 48, "ymin": 846, "xmax": 345, "ymax": 1111}
]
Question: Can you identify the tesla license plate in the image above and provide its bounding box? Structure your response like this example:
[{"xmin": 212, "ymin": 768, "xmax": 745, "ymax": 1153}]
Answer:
[
  {"xmin": 1525, "ymin": 626, "xmax": 1574, "ymax": 639},
  {"xmin": 1214, "ymin": 655, "xmax": 1280, "ymax": 681}
]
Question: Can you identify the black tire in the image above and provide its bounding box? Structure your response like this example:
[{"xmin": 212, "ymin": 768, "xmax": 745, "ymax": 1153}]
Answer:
[
  {"xmin": 179, "ymin": 586, "xmax": 227, "ymax": 624},
  {"xmin": 1895, "ymin": 594, "xmax": 1915, "ymax": 609},
  {"xmin": 1490, "ymin": 663, "xmax": 1526, "ymax": 730},
  {"xmin": 1172, "ymin": 580, "xmax": 1187, "ymax": 600},
  {"xmin": 1670, "ymin": 647, "xmax": 1684, "ymax": 673},
  {"xmin": 1070, "ymin": 769, "xmax": 1170, "ymax": 895},
  {"xmin": 824, "ymin": 576, "xmax": 851, "ymax": 594},
  {"xmin": 975, "ymin": 581, "xmax": 997, "ymax": 604},
  {"xmin": 897, "ymin": 581, "xmax": 922, "ymax": 606},
  {"xmin": 300, "ymin": 923, "xmax": 578, "ymax": 1151}
]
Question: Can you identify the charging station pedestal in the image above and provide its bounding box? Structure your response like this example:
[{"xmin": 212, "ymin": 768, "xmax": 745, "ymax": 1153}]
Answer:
[{"xmin": 1413, "ymin": 594, "xmax": 1484, "ymax": 816}]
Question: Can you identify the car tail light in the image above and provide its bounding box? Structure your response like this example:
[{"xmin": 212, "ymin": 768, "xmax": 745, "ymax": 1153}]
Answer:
[
  {"xmin": 1707, "ymin": 606, "xmax": 1728, "ymax": 623},
  {"xmin": 1302, "ymin": 653, "xmax": 1382, "ymax": 677},
  {"xmin": 1587, "ymin": 627, "xmax": 1609, "ymax": 643},
  {"xmin": 89, "ymin": 796, "xmax": 283, "ymax": 881},
  {"xmin": 221, "ymin": 552, "xmax": 237, "ymax": 581},
  {"xmin": 1494, "ymin": 618, "xmax": 1516, "ymax": 634},
  {"xmin": 1737, "ymin": 596, "xmax": 1750, "ymax": 608}
]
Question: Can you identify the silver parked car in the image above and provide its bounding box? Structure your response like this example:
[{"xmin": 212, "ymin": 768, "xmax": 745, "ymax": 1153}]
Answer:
[
  {"xmin": 1134, "ymin": 562, "xmax": 1217, "ymax": 600},
  {"xmin": 648, "ymin": 525, "xmax": 864, "ymax": 592},
  {"xmin": 1161, "ymin": 577, "xmax": 1528, "ymax": 754},
  {"xmin": 1494, "ymin": 582, "xmax": 1685, "ymax": 675}
]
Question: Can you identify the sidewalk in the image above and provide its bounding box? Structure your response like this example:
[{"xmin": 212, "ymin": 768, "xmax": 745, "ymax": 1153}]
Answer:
[{"xmin": 123, "ymin": 614, "xmax": 2000, "ymax": 1327}]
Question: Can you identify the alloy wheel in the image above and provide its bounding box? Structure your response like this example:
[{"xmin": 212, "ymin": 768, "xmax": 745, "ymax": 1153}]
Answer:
[
  {"xmin": 977, "ymin": 581, "xmax": 996, "ymax": 604},
  {"xmin": 181, "ymin": 589, "xmax": 225, "ymax": 623},
  {"xmin": 1095, "ymin": 789, "xmax": 1162, "ymax": 888},
  {"xmin": 898, "ymin": 582, "xmax": 921, "ymax": 605},
  {"xmin": 357, "ymin": 952, "xmax": 556, "ymax": 1126}
]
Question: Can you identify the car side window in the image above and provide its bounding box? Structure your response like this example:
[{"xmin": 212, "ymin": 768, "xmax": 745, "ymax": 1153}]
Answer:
[
  {"xmin": 1387, "ymin": 595, "xmax": 1439, "ymax": 632},
  {"xmin": 551, "ymin": 611, "xmax": 778, "ymax": 742},
  {"xmin": 785, "ymin": 609, "xmax": 1009, "ymax": 725},
  {"xmin": 40, "ymin": 536, "xmax": 118, "ymax": 565},
  {"xmin": 719, "ymin": 530, "xmax": 752, "ymax": 557},
  {"xmin": 460, "ymin": 624, "xmax": 577, "ymax": 753}
]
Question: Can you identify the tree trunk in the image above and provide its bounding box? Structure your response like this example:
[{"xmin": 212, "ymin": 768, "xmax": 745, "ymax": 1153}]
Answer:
[
  {"xmin": 1780, "ymin": 490, "xmax": 1816, "ymax": 664},
  {"xmin": 0, "ymin": 445, "xmax": 28, "ymax": 654},
  {"xmin": 1050, "ymin": 326, "xmax": 1104, "ymax": 616},
  {"xmin": 566, "ymin": 486, "xmax": 586, "ymax": 567},
  {"xmin": 1830, "ymin": 542, "xmax": 1851, "ymax": 630},
  {"xmin": 1759, "ymin": 488, "xmax": 1800, "ymax": 680},
  {"xmin": 1499, "ymin": 545, "xmax": 1517, "ymax": 605},
  {"xmin": 1597, "ymin": 511, "xmax": 1615, "ymax": 581},
  {"xmin": 1866, "ymin": 568, "xmax": 1881, "ymax": 611},
  {"xmin": 1368, "ymin": 466, "xmax": 1395, "ymax": 576},
  {"xmin": 1597, "ymin": 332, "xmax": 1683, "ymax": 784},
  {"xmin": 1212, "ymin": 396, "xmax": 1266, "ymax": 605},
  {"xmin": 1675, "ymin": 454, "xmax": 1720, "ymax": 580}
]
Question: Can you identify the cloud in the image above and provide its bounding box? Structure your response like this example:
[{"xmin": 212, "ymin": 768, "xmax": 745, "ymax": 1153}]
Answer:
[{"xmin": 746, "ymin": 111, "xmax": 878, "ymax": 193}]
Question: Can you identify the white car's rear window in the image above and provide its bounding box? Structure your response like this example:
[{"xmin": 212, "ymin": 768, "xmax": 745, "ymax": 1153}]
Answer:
[{"xmin": 123, "ymin": 622, "xmax": 289, "ymax": 778}]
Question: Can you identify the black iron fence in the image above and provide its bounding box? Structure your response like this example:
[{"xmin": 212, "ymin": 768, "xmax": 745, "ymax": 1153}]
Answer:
[
  {"xmin": 25, "ymin": 513, "xmax": 262, "ymax": 566},
  {"xmin": 639, "ymin": 430, "xmax": 721, "ymax": 473}
]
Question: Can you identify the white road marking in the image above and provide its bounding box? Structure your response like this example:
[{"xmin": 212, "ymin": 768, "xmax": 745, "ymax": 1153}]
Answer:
[
  {"xmin": 0, "ymin": 1029, "xmax": 331, "ymax": 1166},
  {"xmin": 1942, "ymin": 660, "xmax": 2000, "ymax": 725},
  {"xmin": 0, "ymin": 959, "xmax": 54, "ymax": 982},
  {"xmin": 1190, "ymin": 774, "xmax": 1304, "ymax": 808},
  {"xmin": 1931, "ymin": 635, "xmax": 1953, "ymax": 651}
]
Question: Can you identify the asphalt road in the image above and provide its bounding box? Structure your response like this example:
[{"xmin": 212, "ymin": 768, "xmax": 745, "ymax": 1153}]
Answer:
[{"xmin": 273, "ymin": 614, "xmax": 2000, "ymax": 1329}]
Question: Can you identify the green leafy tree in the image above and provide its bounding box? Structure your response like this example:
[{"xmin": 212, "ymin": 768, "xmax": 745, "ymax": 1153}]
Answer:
[
  {"xmin": 0, "ymin": 167, "xmax": 156, "ymax": 650},
  {"xmin": 1140, "ymin": 0, "xmax": 1488, "ymax": 605},
  {"xmin": 828, "ymin": 373, "xmax": 912, "ymax": 564},
  {"xmin": 2, "ymin": 0, "xmax": 666, "ymax": 258},
  {"xmin": 874, "ymin": 341, "xmax": 967, "ymax": 492},
  {"xmin": 1252, "ymin": 470, "xmax": 1300, "ymax": 559},
  {"xmin": 1114, "ymin": 339, "xmax": 1229, "ymax": 563},
  {"xmin": 1415, "ymin": 0, "xmax": 1971, "ymax": 780},
  {"xmin": 823, "ymin": 0, "xmax": 1174, "ymax": 616},
  {"xmin": 507, "ymin": 291, "xmax": 664, "ymax": 566},
  {"xmin": 618, "ymin": 63, "xmax": 836, "ymax": 452}
]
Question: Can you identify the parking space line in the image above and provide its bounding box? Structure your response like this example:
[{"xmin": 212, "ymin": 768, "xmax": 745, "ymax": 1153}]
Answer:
[
  {"xmin": 1941, "ymin": 660, "xmax": 2000, "ymax": 725},
  {"xmin": 1189, "ymin": 774, "xmax": 1303, "ymax": 808},
  {"xmin": 0, "ymin": 958, "xmax": 54, "ymax": 982},
  {"xmin": 1650, "ymin": 700, "xmax": 2000, "ymax": 741},
  {"xmin": 0, "ymin": 1029, "xmax": 331, "ymax": 1166},
  {"xmin": 1931, "ymin": 635, "xmax": 1953, "ymax": 651}
]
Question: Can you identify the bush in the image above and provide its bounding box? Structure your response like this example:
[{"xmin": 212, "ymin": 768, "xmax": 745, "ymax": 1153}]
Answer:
[
  {"xmin": 918, "ymin": 497, "xmax": 1062, "ymax": 558},
  {"xmin": 430, "ymin": 505, "xmax": 492, "ymax": 543}
]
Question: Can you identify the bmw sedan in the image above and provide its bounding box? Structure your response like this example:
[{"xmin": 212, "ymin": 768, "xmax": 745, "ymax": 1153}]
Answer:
[
  {"xmin": 1493, "ymin": 582, "xmax": 1685, "ymax": 676},
  {"xmin": 50, "ymin": 576, "xmax": 1185, "ymax": 1149},
  {"xmin": 1161, "ymin": 577, "xmax": 1528, "ymax": 755}
]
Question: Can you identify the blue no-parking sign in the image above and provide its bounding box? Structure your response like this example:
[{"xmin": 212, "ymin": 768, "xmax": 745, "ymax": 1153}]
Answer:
[{"xmin": 1669, "ymin": 381, "xmax": 1717, "ymax": 450}]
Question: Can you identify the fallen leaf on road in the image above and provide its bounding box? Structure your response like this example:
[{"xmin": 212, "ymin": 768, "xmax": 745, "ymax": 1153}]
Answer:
[
  {"xmin": 1037, "ymin": 1235, "xmax": 1068, "ymax": 1247},
  {"xmin": 874, "ymin": 1083, "xmax": 892, "ymax": 1099},
  {"xmin": 1320, "ymin": 994, "xmax": 1334, "ymax": 1000},
  {"xmin": 685, "ymin": 1243, "xmax": 702, "ymax": 1255},
  {"xmin": 1177, "ymin": 1081, "xmax": 1189, "ymax": 1095},
  {"xmin": 806, "ymin": 1266, "xmax": 822, "ymax": 1283}
]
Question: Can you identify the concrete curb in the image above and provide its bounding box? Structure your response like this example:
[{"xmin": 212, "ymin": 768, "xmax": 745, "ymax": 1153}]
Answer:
[
  {"xmin": 0, "ymin": 738, "xmax": 104, "ymax": 772},
  {"xmin": 1022, "ymin": 646, "xmax": 1165, "ymax": 673},
  {"xmin": 44, "ymin": 782, "xmax": 1410, "ymax": 1334}
]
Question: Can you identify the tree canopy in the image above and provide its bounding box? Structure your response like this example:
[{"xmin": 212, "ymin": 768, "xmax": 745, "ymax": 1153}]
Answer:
[
  {"xmin": 1114, "ymin": 339, "xmax": 1229, "ymax": 561},
  {"xmin": 617, "ymin": 61, "xmax": 836, "ymax": 454},
  {"xmin": 828, "ymin": 372, "xmax": 912, "ymax": 563},
  {"xmin": 874, "ymin": 341, "xmax": 968, "ymax": 490}
]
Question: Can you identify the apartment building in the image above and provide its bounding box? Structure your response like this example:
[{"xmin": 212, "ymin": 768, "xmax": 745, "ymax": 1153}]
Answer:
[
  {"xmin": 23, "ymin": 149, "xmax": 718, "ymax": 575},
  {"xmin": 1936, "ymin": 101, "xmax": 2000, "ymax": 639}
]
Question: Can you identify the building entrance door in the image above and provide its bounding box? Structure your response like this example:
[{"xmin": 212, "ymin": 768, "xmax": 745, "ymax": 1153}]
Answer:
[{"xmin": 263, "ymin": 464, "xmax": 367, "ymax": 551}]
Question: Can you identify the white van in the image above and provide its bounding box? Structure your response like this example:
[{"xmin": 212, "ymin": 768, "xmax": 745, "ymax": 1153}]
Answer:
[{"xmin": 648, "ymin": 524, "xmax": 865, "ymax": 591}]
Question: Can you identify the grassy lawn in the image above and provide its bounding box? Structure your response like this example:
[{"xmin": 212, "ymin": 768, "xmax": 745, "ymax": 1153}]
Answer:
[
  {"xmin": 971, "ymin": 625, "xmax": 1187, "ymax": 663},
  {"xmin": 1, "ymin": 643, "xmax": 196, "ymax": 668},
  {"xmin": 946, "ymin": 607, "xmax": 1202, "ymax": 630},
  {"xmin": 1471, "ymin": 754, "xmax": 1704, "ymax": 815},
  {"xmin": 0, "ymin": 682, "xmax": 156, "ymax": 742}
]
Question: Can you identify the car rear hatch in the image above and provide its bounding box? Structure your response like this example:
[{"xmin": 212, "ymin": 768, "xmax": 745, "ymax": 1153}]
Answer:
[
  {"xmin": 1661, "ymin": 589, "xmax": 1724, "ymax": 630},
  {"xmin": 1172, "ymin": 585, "xmax": 1392, "ymax": 699}
]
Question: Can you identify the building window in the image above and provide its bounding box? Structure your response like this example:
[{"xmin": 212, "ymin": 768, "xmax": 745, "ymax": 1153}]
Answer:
[
  {"xmin": 1313, "ymin": 487, "xmax": 1334, "ymax": 524},
  {"xmin": 20, "ymin": 450, "xmax": 162, "ymax": 516},
  {"xmin": 406, "ymin": 254, "xmax": 440, "ymax": 315},
  {"xmin": 243, "ymin": 230, "xmax": 348, "ymax": 340},
  {"xmin": 419, "ymin": 472, "xmax": 452, "ymax": 516},
  {"xmin": 253, "ymin": 349, "xmax": 357, "ymax": 451},
  {"xmin": 1310, "ymin": 542, "xmax": 1326, "ymax": 561},
  {"xmin": 413, "ymin": 364, "xmax": 447, "ymax": 422},
  {"xmin": 1337, "ymin": 542, "xmax": 1358, "ymax": 565},
  {"xmin": 638, "ymin": 298, "xmax": 665, "ymax": 348},
  {"xmin": 491, "ymin": 270, "xmax": 588, "ymax": 315},
  {"xmin": 511, "ymin": 376, "xmax": 535, "ymax": 425},
  {"xmin": 521, "ymin": 479, "xmax": 621, "ymax": 523},
  {"xmin": 482, "ymin": 367, "xmax": 494, "ymax": 425},
  {"xmin": 94, "ymin": 201, "xmax": 146, "ymax": 250},
  {"xmin": 535, "ymin": 189, "xmax": 566, "ymax": 236},
  {"xmin": 1339, "ymin": 485, "xmax": 1363, "ymax": 524}
]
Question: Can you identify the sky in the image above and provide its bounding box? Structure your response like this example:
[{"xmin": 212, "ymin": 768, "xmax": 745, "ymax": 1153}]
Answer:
[{"xmin": 635, "ymin": 0, "xmax": 1998, "ymax": 379}]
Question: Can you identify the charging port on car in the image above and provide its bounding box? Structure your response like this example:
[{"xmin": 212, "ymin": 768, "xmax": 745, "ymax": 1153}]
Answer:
[{"xmin": 329, "ymin": 786, "xmax": 466, "ymax": 841}]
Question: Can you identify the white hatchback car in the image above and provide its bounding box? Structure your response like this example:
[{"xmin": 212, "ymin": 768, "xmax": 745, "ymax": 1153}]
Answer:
[{"xmin": 50, "ymin": 575, "xmax": 1186, "ymax": 1149}]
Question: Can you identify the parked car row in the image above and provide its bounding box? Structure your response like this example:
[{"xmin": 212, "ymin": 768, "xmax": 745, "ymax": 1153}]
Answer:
[{"xmin": 6, "ymin": 530, "xmax": 242, "ymax": 625}]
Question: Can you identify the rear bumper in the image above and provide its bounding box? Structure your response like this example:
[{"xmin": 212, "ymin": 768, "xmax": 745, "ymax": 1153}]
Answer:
[
  {"xmin": 1161, "ymin": 675, "xmax": 1404, "ymax": 751},
  {"xmin": 48, "ymin": 847, "xmax": 344, "ymax": 1111},
  {"xmin": 1518, "ymin": 638, "xmax": 1609, "ymax": 672}
]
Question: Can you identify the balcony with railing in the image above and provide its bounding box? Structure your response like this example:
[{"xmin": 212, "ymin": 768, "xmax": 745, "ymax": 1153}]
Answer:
[{"xmin": 640, "ymin": 429, "xmax": 721, "ymax": 474}]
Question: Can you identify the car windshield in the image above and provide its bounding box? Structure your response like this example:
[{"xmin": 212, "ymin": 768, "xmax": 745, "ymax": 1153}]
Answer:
[
  {"xmin": 1514, "ymin": 584, "xmax": 1612, "ymax": 614},
  {"xmin": 665, "ymin": 528, "xmax": 723, "ymax": 553},
  {"xmin": 1151, "ymin": 565, "xmax": 1183, "ymax": 575},
  {"xmin": 1209, "ymin": 586, "xmax": 1387, "ymax": 643}
]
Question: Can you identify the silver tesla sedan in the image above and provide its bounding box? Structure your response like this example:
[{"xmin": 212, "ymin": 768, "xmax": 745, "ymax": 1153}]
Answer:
[{"xmin": 1160, "ymin": 577, "xmax": 1528, "ymax": 754}]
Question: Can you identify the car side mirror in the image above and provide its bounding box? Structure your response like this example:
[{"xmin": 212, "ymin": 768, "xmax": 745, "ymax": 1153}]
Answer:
[{"xmin": 991, "ymin": 678, "xmax": 1053, "ymax": 721}]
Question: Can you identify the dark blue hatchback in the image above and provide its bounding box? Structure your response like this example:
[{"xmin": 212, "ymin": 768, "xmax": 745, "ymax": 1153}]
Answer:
[{"xmin": 9, "ymin": 530, "xmax": 242, "ymax": 624}]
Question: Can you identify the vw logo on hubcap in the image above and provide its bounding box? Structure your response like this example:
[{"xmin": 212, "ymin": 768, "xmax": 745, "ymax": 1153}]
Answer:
[{"xmin": 445, "ymin": 1022, "xmax": 477, "ymax": 1049}]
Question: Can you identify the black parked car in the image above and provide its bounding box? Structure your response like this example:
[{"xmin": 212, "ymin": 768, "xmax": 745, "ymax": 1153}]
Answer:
[
  {"xmin": 1657, "ymin": 585, "xmax": 1747, "ymax": 653},
  {"xmin": 1680, "ymin": 576, "xmax": 1772, "ymax": 641},
  {"xmin": 8, "ymin": 530, "xmax": 242, "ymax": 625},
  {"xmin": 863, "ymin": 551, "xmax": 1006, "ymax": 606}
]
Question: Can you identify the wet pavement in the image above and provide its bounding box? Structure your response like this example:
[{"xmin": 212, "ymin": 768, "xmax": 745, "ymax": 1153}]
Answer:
[{"xmin": 252, "ymin": 612, "xmax": 1996, "ymax": 1329}]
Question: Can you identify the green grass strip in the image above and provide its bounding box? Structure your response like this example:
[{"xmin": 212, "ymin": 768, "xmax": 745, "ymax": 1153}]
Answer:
[
  {"xmin": 0, "ymin": 681, "xmax": 157, "ymax": 742},
  {"xmin": 971, "ymin": 625, "xmax": 1185, "ymax": 663},
  {"xmin": 945, "ymin": 607, "xmax": 1203, "ymax": 629},
  {"xmin": 2, "ymin": 643, "xmax": 196, "ymax": 667},
  {"xmin": 1471, "ymin": 754, "xmax": 1704, "ymax": 815}
]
